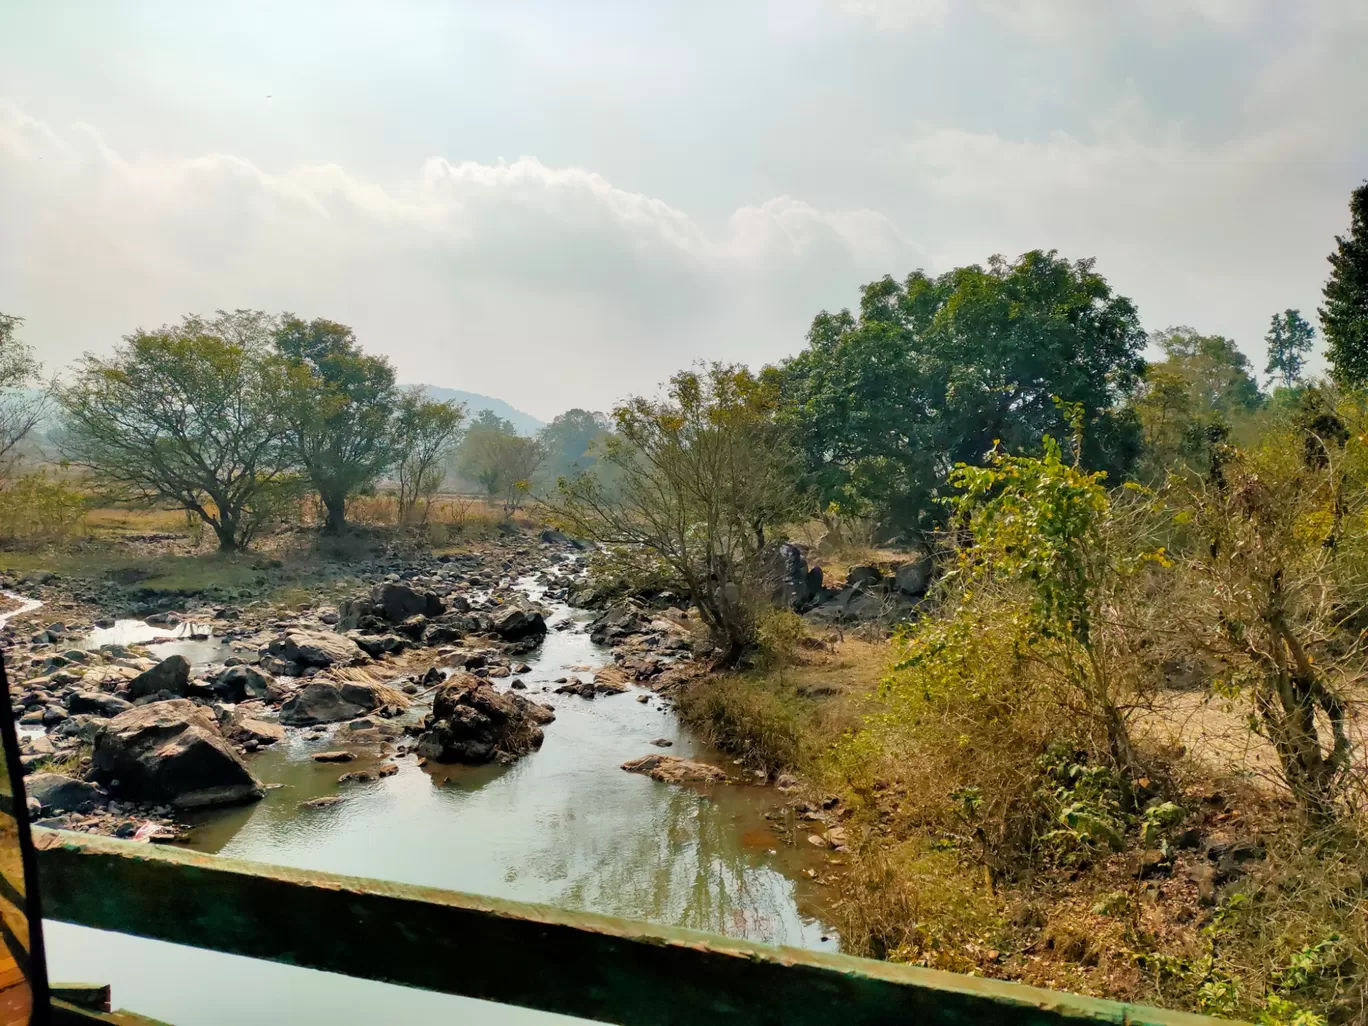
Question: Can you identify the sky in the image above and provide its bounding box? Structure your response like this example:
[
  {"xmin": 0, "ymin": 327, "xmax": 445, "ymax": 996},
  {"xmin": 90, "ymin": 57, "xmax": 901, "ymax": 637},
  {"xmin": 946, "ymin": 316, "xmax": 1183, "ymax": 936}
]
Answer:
[{"xmin": 2, "ymin": 0, "xmax": 1366, "ymax": 420}]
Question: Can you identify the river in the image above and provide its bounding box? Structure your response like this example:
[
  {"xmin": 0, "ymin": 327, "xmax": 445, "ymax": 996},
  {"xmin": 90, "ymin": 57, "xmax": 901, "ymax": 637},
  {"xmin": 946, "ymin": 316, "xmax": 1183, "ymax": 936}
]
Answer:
[{"xmin": 38, "ymin": 583, "xmax": 835, "ymax": 1024}]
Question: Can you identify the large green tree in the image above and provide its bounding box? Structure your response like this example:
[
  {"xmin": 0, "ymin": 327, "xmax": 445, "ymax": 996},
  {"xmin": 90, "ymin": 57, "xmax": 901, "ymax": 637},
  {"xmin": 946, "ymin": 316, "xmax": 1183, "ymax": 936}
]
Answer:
[
  {"xmin": 539, "ymin": 408, "xmax": 610, "ymax": 481},
  {"xmin": 59, "ymin": 310, "xmax": 293, "ymax": 550},
  {"xmin": 394, "ymin": 390, "xmax": 465, "ymax": 523},
  {"xmin": 1321, "ymin": 181, "xmax": 1368, "ymax": 389},
  {"xmin": 271, "ymin": 316, "xmax": 399, "ymax": 533},
  {"xmin": 1264, "ymin": 309, "xmax": 1316, "ymax": 390},
  {"xmin": 779, "ymin": 250, "xmax": 1146, "ymax": 532}
]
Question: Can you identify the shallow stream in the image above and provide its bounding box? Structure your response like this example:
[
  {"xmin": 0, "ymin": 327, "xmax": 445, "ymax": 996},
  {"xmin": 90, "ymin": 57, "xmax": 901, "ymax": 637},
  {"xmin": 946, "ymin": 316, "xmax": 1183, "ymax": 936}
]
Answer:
[{"xmin": 43, "ymin": 582, "xmax": 835, "ymax": 1024}]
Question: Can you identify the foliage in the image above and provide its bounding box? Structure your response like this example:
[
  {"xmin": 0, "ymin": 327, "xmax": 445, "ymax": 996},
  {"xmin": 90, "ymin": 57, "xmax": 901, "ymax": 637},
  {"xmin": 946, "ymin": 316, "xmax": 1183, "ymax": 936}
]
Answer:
[
  {"xmin": 457, "ymin": 411, "xmax": 549, "ymax": 513},
  {"xmin": 1161, "ymin": 399, "xmax": 1368, "ymax": 819},
  {"xmin": 0, "ymin": 471, "xmax": 86, "ymax": 545},
  {"xmin": 394, "ymin": 390, "xmax": 465, "ymax": 524},
  {"xmin": 1266, "ymin": 310, "xmax": 1317, "ymax": 390},
  {"xmin": 1320, "ymin": 180, "xmax": 1368, "ymax": 389},
  {"xmin": 0, "ymin": 312, "xmax": 52, "ymax": 474},
  {"xmin": 58, "ymin": 310, "xmax": 296, "ymax": 550},
  {"xmin": 547, "ymin": 363, "xmax": 804, "ymax": 662},
  {"xmin": 538, "ymin": 408, "xmax": 611, "ymax": 481},
  {"xmin": 756, "ymin": 608, "xmax": 806, "ymax": 680},
  {"xmin": 778, "ymin": 250, "xmax": 1146, "ymax": 533},
  {"xmin": 271, "ymin": 315, "xmax": 400, "ymax": 533}
]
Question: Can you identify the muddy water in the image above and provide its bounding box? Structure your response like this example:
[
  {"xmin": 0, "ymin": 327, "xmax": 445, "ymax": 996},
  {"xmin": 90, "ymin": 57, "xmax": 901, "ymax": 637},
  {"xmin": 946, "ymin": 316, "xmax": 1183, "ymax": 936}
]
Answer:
[{"xmin": 45, "ymin": 584, "xmax": 835, "ymax": 1025}]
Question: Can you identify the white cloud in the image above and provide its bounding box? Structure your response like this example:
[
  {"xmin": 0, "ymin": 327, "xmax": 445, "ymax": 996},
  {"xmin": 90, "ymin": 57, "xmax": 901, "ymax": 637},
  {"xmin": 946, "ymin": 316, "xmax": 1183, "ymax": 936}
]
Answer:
[{"xmin": 0, "ymin": 101, "xmax": 923, "ymax": 416}]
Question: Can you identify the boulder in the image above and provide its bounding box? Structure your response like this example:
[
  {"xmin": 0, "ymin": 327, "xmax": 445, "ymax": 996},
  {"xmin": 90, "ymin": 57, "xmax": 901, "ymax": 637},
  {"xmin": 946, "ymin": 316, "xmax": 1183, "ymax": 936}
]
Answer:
[
  {"xmin": 216, "ymin": 703, "xmax": 284, "ymax": 746},
  {"xmin": 348, "ymin": 632, "xmax": 410, "ymax": 658},
  {"xmin": 278, "ymin": 682, "xmax": 367, "ymax": 726},
  {"xmin": 761, "ymin": 541, "xmax": 814, "ymax": 610},
  {"xmin": 335, "ymin": 716, "xmax": 404, "ymax": 744},
  {"xmin": 416, "ymin": 673, "xmax": 555, "ymax": 764},
  {"xmin": 373, "ymin": 583, "xmax": 444, "ymax": 624},
  {"xmin": 620, "ymin": 755, "xmax": 729, "ymax": 786},
  {"xmin": 26, "ymin": 772, "xmax": 107, "ymax": 814},
  {"xmin": 845, "ymin": 565, "xmax": 883, "ymax": 589},
  {"xmin": 53, "ymin": 714, "xmax": 105, "ymax": 743},
  {"xmin": 893, "ymin": 554, "xmax": 932, "ymax": 598},
  {"xmin": 211, "ymin": 665, "xmax": 274, "ymax": 703},
  {"xmin": 127, "ymin": 654, "xmax": 191, "ymax": 700},
  {"xmin": 491, "ymin": 607, "xmax": 547, "ymax": 642},
  {"xmin": 338, "ymin": 680, "xmax": 410, "ymax": 713},
  {"xmin": 265, "ymin": 631, "xmax": 364, "ymax": 670},
  {"xmin": 91, "ymin": 700, "xmax": 264, "ymax": 809},
  {"xmin": 66, "ymin": 691, "xmax": 134, "ymax": 718}
]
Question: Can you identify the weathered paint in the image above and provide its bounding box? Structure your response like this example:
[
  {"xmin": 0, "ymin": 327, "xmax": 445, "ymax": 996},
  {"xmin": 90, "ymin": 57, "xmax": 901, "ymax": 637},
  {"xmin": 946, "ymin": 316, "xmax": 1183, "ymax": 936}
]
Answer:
[{"xmin": 34, "ymin": 828, "xmax": 1243, "ymax": 1026}]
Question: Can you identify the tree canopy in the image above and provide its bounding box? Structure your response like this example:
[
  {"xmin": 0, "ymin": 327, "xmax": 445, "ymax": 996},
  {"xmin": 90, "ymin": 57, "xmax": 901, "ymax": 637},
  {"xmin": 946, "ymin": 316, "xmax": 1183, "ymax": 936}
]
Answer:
[
  {"xmin": 1265, "ymin": 309, "xmax": 1316, "ymax": 390},
  {"xmin": 778, "ymin": 250, "xmax": 1146, "ymax": 533},
  {"xmin": 271, "ymin": 315, "xmax": 399, "ymax": 533},
  {"xmin": 58, "ymin": 310, "xmax": 294, "ymax": 550}
]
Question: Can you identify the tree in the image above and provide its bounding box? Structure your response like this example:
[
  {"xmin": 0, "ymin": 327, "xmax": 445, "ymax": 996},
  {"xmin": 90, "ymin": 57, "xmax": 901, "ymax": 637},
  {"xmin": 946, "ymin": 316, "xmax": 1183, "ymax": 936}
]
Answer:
[
  {"xmin": 539, "ymin": 408, "xmax": 611, "ymax": 481},
  {"xmin": 779, "ymin": 250, "xmax": 1146, "ymax": 534},
  {"xmin": 271, "ymin": 316, "xmax": 399, "ymax": 533},
  {"xmin": 58, "ymin": 310, "xmax": 293, "ymax": 551},
  {"xmin": 547, "ymin": 364, "xmax": 803, "ymax": 664},
  {"xmin": 456, "ymin": 410, "xmax": 519, "ymax": 496},
  {"xmin": 1265, "ymin": 309, "xmax": 1316, "ymax": 390},
  {"xmin": 1133, "ymin": 327, "xmax": 1263, "ymax": 478},
  {"xmin": 394, "ymin": 391, "xmax": 465, "ymax": 524},
  {"xmin": 0, "ymin": 313, "xmax": 51, "ymax": 474},
  {"xmin": 1320, "ymin": 180, "xmax": 1368, "ymax": 389}
]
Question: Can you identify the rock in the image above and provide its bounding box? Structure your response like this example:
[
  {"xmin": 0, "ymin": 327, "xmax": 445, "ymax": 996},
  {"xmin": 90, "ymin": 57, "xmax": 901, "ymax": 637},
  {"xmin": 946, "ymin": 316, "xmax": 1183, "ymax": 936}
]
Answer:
[
  {"xmin": 265, "ymin": 631, "xmax": 364, "ymax": 670},
  {"xmin": 337, "ymin": 680, "xmax": 410, "ymax": 713},
  {"xmin": 26, "ymin": 773, "xmax": 107, "ymax": 814},
  {"xmin": 91, "ymin": 700, "xmax": 264, "ymax": 809},
  {"xmin": 349, "ymin": 633, "xmax": 409, "ymax": 658},
  {"xmin": 648, "ymin": 737, "xmax": 673, "ymax": 747},
  {"xmin": 211, "ymin": 665, "xmax": 273, "ymax": 703},
  {"xmin": 373, "ymin": 583, "xmax": 444, "ymax": 624},
  {"xmin": 66, "ymin": 691, "xmax": 134, "ymax": 718},
  {"xmin": 893, "ymin": 554, "xmax": 932, "ymax": 597},
  {"xmin": 415, "ymin": 674, "xmax": 555, "ymax": 764},
  {"xmin": 620, "ymin": 754, "xmax": 729, "ymax": 785},
  {"xmin": 229, "ymin": 716, "xmax": 284, "ymax": 747},
  {"xmin": 335, "ymin": 717, "xmax": 403, "ymax": 744},
  {"xmin": 761, "ymin": 541, "xmax": 814, "ymax": 610},
  {"xmin": 302, "ymin": 796, "xmax": 344, "ymax": 809},
  {"xmin": 278, "ymin": 682, "xmax": 367, "ymax": 726},
  {"xmin": 539, "ymin": 528, "xmax": 584, "ymax": 549},
  {"xmin": 491, "ymin": 607, "xmax": 547, "ymax": 641},
  {"xmin": 845, "ymin": 565, "xmax": 883, "ymax": 589},
  {"xmin": 54, "ymin": 714, "xmax": 106, "ymax": 743},
  {"xmin": 127, "ymin": 655, "xmax": 191, "ymax": 700},
  {"xmin": 312, "ymin": 751, "xmax": 356, "ymax": 763}
]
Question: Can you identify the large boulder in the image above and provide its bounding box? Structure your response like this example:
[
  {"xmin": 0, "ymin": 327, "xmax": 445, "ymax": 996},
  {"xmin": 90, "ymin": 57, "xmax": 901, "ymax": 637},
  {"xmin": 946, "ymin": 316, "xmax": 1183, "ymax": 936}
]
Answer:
[
  {"xmin": 416, "ymin": 674, "xmax": 555, "ymax": 764},
  {"xmin": 760, "ymin": 541, "xmax": 814, "ymax": 610},
  {"xmin": 491, "ymin": 607, "xmax": 547, "ymax": 642},
  {"xmin": 893, "ymin": 554, "xmax": 933, "ymax": 598},
  {"xmin": 278, "ymin": 682, "xmax": 367, "ymax": 726},
  {"xmin": 91, "ymin": 700, "xmax": 264, "ymax": 809},
  {"xmin": 127, "ymin": 655, "xmax": 191, "ymax": 700},
  {"xmin": 338, "ymin": 679, "xmax": 410, "ymax": 714},
  {"xmin": 216, "ymin": 704, "xmax": 285, "ymax": 747},
  {"xmin": 67, "ymin": 691, "xmax": 133, "ymax": 718},
  {"xmin": 373, "ymin": 583, "xmax": 444, "ymax": 624},
  {"xmin": 265, "ymin": 631, "xmax": 364, "ymax": 670},
  {"xmin": 26, "ymin": 772, "xmax": 108, "ymax": 814},
  {"xmin": 211, "ymin": 665, "xmax": 273, "ymax": 703}
]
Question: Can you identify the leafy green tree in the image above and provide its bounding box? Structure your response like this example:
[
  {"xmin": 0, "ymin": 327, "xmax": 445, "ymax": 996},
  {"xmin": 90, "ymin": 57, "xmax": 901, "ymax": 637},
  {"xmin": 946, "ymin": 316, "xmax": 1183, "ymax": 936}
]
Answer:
[
  {"xmin": 779, "ymin": 250, "xmax": 1146, "ymax": 533},
  {"xmin": 539, "ymin": 408, "xmax": 610, "ymax": 481},
  {"xmin": 271, "ymin": 316, "xmax": 399, "ymax": 533},
  {"xmin": 0, "ymin": 313, "xmax": 50, "ymax": 473},
  {"xmin": 58, "ymin": 310, "xmax": 294, "ymax": 551},
  {"xmin": 394, "ymin": 390, "xmax": 465, "ymax": 523},
  {"xmin": 1320, "ymin": 181, "xmax": 1368, "ymax": 389},
  {"xmin": 1133, "ymin": 327, "xmax": 1263, "ymax": 478},
  {"xmin": 1265, "ymin": 309, "xmax": 1316, "ymax": 390},
  {"xmin": 547, "ymin": 364, "xmax": 803, "ymax": 664},
  {"xmin": 456, "ymin": 410, "xmax": 518, "ymax": 495}
]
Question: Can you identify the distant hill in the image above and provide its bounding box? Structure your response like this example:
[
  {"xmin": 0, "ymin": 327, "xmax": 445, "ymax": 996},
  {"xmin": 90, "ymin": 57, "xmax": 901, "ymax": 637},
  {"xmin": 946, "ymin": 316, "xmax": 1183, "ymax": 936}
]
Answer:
[{"xmin": 406, "ymin": 385, "xmax": 545, "ymax": 436}]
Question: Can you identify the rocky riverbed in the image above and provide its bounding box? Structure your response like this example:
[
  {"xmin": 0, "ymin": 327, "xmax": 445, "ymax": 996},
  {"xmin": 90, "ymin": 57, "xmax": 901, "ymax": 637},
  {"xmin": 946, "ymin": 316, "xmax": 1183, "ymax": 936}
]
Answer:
[{"xmin": 2, "ymin": 531, "xmax": 722, "ymax": 844}]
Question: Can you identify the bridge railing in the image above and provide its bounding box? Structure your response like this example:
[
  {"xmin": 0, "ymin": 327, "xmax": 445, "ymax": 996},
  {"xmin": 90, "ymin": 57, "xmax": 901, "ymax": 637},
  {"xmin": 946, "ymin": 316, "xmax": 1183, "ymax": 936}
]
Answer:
[{"xmin": 34, "ymin": 827, "xmax": 1237, "ymax": 1026}]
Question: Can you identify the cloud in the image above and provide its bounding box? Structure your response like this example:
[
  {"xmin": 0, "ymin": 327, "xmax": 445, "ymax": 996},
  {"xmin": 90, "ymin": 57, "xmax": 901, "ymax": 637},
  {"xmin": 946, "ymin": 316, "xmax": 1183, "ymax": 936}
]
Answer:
[{"xmin": 0, "ymin": 101, "xmax": 923, "ymax": 416}]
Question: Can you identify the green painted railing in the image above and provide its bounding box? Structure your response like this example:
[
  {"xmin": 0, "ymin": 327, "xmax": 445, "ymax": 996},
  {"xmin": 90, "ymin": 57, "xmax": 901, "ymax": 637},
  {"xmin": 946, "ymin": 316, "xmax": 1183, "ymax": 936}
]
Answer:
[{"xmin": 33, "ymin": 828, "xmax": 1240, "ymax": 1026}]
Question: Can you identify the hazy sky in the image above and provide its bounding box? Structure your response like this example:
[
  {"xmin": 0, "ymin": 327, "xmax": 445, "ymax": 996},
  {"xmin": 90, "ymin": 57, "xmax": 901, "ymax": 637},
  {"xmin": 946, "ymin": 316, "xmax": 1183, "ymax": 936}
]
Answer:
[{"xmin": 3, "ymin": 1, "xmax": 1365, "ymax": 418}]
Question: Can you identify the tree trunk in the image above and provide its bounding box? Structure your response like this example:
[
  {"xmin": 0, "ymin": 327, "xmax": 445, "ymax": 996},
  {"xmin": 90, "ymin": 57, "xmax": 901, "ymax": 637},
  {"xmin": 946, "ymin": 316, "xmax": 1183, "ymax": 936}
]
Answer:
[
  {"xmin": 322, "ymin": 493, "xmax": 347, "ymax": 534},
  {"xmin": 211, "ymin": 516, "xmax": 241, "ymax": 552}
]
